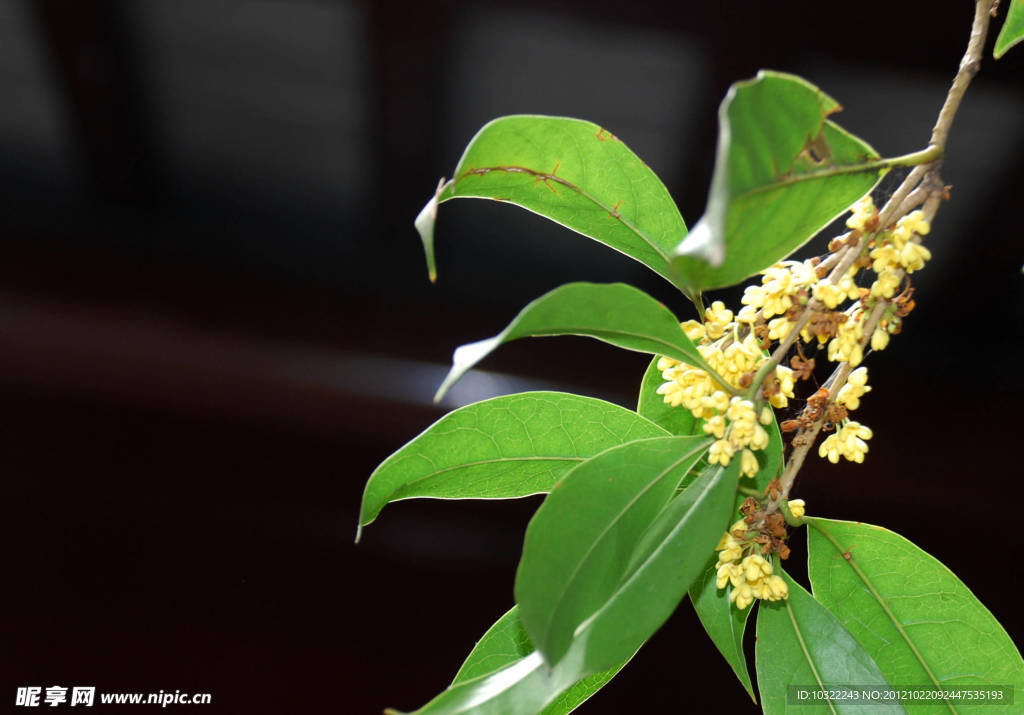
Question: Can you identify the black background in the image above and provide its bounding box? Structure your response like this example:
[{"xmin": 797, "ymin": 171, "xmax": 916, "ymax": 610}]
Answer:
[{"xmin": 1, "ymin": 1, "xmax": 1022, "ymax": 712}]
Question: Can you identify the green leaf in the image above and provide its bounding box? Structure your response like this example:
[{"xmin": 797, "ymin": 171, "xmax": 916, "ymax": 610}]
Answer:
[
  {"xmin": 672, "ymin": 71, "xmax": 884, "ymax": 294},
  {"xmin": 450, "ymin": 606, "xmax": 536, "ymax": 685},
  {"xmin": 995, "ymin": 0, "xmax": 1024, "ymax": 59},
  {"xmin": 687, "ymin": 412, "xmax": 783, "ymax": 702},
  {"xmin": 807, "ymin": 518, "xmax": 1024, "ymax": 713},
  {"xmin": 393, "ymin": 622, "xmax": 633, "ymax": 715},
  {"xmin": 444, "ymin": 605, "xmax": 629, "ymax": 715},
  {"xmin": 357, "ymin": 391, "xmax": 668, "ymax": 537},
  {"xmin": 516, "ymin": 437, "xmax": 740, "ymax": 670},
  {"xmin": 417, "ymin": 115, "xmax": 686, "ymax": 285},
  {"xmin": 636, "ymin": 356, "xmax": 700, "ymax": 436},
  {"xmin": 435, "ymin": 282, "xmax": 716, "ymax": 401},
  {"xmin": 756, "ymin": 570, "xmax": 905, "ymax": 714}
]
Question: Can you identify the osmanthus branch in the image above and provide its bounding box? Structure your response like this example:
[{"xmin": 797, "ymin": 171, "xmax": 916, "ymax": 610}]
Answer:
[{"xmin": 756, "ymin": 0, "xmax": 996, "ymax": 521}]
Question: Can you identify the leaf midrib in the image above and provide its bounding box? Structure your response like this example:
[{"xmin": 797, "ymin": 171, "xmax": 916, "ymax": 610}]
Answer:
[
  {"xmin": 523, "ymin": 327, "xmax": 712, "ymax": 374},
  {"xmin": 784, "ymin": 595, "xmax": 838, "ymax": 715},
  {"xmin": 454, "ymin": 164, "xmax": 673, "ymax": 264},
  {"xmin": 810, "ymin": 520, "xmax": 958, "ymax": 715},
  {"xmin": 578, "ymin": 460, "xmax": 727, "ymax": 639},
  {"xmin": 391, "ymin": 455, "xmax": 585, "ymax": 496},
  {"xmin": 539, "ymin": 439, "xmax": 710, "ymax": 652}
]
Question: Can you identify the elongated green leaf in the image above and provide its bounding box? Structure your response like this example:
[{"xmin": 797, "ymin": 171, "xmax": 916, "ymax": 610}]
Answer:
[
  {"xmin": 517, "ymin": 437, "xmax": 740, "ymax": 671},
  {"xmin": 357, "ymin": 391, "xmax": 667, "ymax": 537},
  {"xmin": 672, "ymin": 71, "xmax": 883, "ymax": 293},
  {"xmin": 516, "ymin": 436, "xmax": 711, "ymax": 664},
  {"xmin": 566, "ymin": 458, "xmax": 740, "ymax": 676},
  {"xmin": 441, "ymin": 605, "xmax": 629, "ymax": 715},
  {"xmin": 808, "ymin": 519, "xmax": 1024, "ymax": 713},
  {"xmin": 687, "ymin": 412, "xmax": 783, "ymax": 702},
  {"xmin": 390, "ymin": 444, "xmax": 739, "ymax": 715},
  {"xmin": 636, "ymin": 356, "xmax": 700, "ymax": 436},
  {"xmin": 417, "ymin": 115, "xmax": 686, "ymax": 285},
  {"xmin": 392, "ymin": 623, "xmax": 630, "ymax": 715},
  {"xmin": 995, "ymin": 0, "xmax": 1024, "ymax": 59},
  {"xmin": 756, "ymin": 570, "xmax": 904, "ymax": 714},
  {"xmin": 435, "ymin": 282, "xmax": 715, "ymax": 401}
]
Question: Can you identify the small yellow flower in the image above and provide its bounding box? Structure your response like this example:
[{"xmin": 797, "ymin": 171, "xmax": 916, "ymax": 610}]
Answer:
[
  {"xmin": 827, "ymin": 314, "xmax": 864, "ymax": 366},
  {"xmin": 899, "ymin": 241, "xmax": 931, "ymax": 273},
  {"xmin": 869, "ymin": 243, "xmax": 900, "ymax": 274},
  {"xmin": 813, "ymin": 281, "xmax": 844, "ymax": 309},
  {"xmin": 702, "ymin": 414, "xmax": 727, "ymax": 439},
  {"xmin": 736, "ymin": 304, "xmax": 760, "ymax": 325},
  {"xmin": 871, "ymin": 327, "xmax": 890, "ymax": 352},
  {"xmin": 657, "ymin": 356, "xmax": 680, "ymax": 372},
  {"xmin": 742, "ymin": 554, "xmax": 773, "ymax": 581},
  {"xmin": 838, "ymin": 420, "xmax": 872, "ymax": 463},
  {"xmin": 749, "ymin": 424, "xmax": 771, "ymax": 451},
  {"xmin": 845, "ymin": 195, "xmax": 876, "ymax": 231},
  {"xmin": 820, "ymin": 421, "xmax": 873, "ymax": 463},
  {"xmin": 716, "ymin": 562, "xmax": 743, "ymax": 589},
  {"xmin": 680, "ymin": 320, "xmax": 706, "ymax": 342},
  {"xmin": 763, "ymin": 574, "xmax": 789, "ymax": 601},
  {"xmin": 870, "ymin": 269, "xmax": 902, "ymax": 299},
  {"xmin": 709, "ymin": 439, "xmax": 735, "ymax": 466},
  {"xmin": 837, "ymin": 367, "xmax": 871, "ymax": 411},
  {"xmin": 895, "ymin": 209, "xmax": 930, "ymax": 238},
  {"xmin": 769, "ymin": 366, "xmax": 797, "ymax": 409},
  {"xmin": 755, "ymin": 261, "xmax": 815, "ymax": 318},
  {"xmin": 837, "ymin": 275, "xmax": 860, "ymax": 301},
  {"xmin": 726, "ymin": 397, "xmax": 757, "ymax": 424},
  {"xmin": 741, "ymin": 284, "xmax": 766, "ymax": 311},
  {"xmin": 787, "ymin": 499, "xmax": 806, "ymax": 519},
  {"xmin": 768, "ymin": 316, "xmax": 795, "ymax": 341},
  {"xmin": 818, "ymin": 433, "xmax": 842, "ymax": 464},
  {"xmin": 704, "ymin": 301, "xmax": 734, "ymax": 339},
  {"xmin": 730, "ymin": 582, "xmax": 755, "ymax": 610},
  {"xmin": 740, "ymin": 449, "xmax": 759, "ymax": 478}
]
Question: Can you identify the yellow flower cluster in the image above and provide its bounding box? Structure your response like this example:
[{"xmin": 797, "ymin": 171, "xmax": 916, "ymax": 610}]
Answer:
[
  {"xmin": 869, "ymin": 209, "xmax": 931, "ymax": 300},
  {"xmin": 818, "ymin": 420, "xmax": 873, "ymax": 463},
  {"xmin": 826, "ymin": 309, "xmax": 865, "ymax": 366},
  {"xmin": 812, "ymin": 273, "xmax": 860, "ymax": 310},
  {"xmin": 715, "ymin": 520, "xmax": 788, "ymax": 609},
  {"xmin": 657, "ymin": 194, "xmax": 929, "ymax": 476},
  {"xmin": 739, "ymin": 260, "xmax": 816, "ymax": 319},
  {"xmin": 657, "ymin": 301, "xmax": 797, "ymax": 476},
  {"xmin": 704, "ymin": 397, "xmax": 771, "ymax": 476}
]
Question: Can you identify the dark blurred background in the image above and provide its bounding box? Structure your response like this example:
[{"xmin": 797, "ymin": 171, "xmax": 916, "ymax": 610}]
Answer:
[{"xmin": 1, "ymin": 0, "xmax": 1021, "ymax": 712}]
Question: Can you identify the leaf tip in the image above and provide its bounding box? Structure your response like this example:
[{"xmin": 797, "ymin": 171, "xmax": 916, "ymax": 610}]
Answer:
[
  {"xmin": 672, "ymin": 218, "xmax": 725, "ymax": 268},
  {"xmin": 433, "ymin": 368, "xmax": 458, "ymax": 404},
  {"xmin": 415, "ymin": 178, "xmax": 446, "ymax": 284}
]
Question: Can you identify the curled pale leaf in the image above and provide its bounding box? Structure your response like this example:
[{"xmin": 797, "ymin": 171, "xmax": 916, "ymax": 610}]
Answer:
[
  {"xmin": 435, "ymin": 282, "xmax": 716, "ymax": 402},
  {"xmin": 672, "ymin": 71, "xmax": 883, "ymax": 294},
  {"xmin": 414, "ymin": 177, "xmax": 446, "ymax": 283}
]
